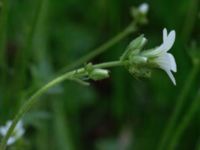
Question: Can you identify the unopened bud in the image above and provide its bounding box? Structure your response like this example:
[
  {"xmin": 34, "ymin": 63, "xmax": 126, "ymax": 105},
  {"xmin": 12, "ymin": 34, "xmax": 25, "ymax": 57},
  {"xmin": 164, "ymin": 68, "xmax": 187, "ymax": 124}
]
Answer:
[
  {"xmin": 89, "ymin": 69, "xmax": 109, "ymax": 81},
  {"xmin": 129, "ymin": 56, "xmax": 147, "ymax": 64},
  {"xmin": 138, "ymin": 3, "xmax": 149, "ymax": 15},
  {"xmin": 120, "ymin": 35, "xmax": 147, "ymax": 61},
  {"xmin": 131, "ymin": 3, "xmax": 149, "ymax": 25},
  {"xmin": 128, "ymin": 35, "xmax": 147, "ymax": 52}
]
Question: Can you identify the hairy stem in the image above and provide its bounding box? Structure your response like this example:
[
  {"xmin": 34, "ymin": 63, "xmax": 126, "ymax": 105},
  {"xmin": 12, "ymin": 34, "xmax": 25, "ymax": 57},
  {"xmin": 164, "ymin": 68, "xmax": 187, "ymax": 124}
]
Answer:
[{"xmin": 0, "ymin": 60, "xmax": 123, "ymax": 150}]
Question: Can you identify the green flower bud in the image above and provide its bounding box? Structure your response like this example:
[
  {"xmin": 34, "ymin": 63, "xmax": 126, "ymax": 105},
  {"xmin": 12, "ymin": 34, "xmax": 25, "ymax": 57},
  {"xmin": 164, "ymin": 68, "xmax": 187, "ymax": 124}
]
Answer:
[
  {"xmin": 129, "ymin": 56, "xmax": 147, "ymax": 65},
  {"xmin": 128, "ymin": 35, "xmax": 147, "ymax": 52},
  {"xmin": 89, "ymin": 68, "xmax": 109, "ymax": 81},
  {"xmin": 120, "ymin": 35, "xmax": 147, "ymax": 61}
]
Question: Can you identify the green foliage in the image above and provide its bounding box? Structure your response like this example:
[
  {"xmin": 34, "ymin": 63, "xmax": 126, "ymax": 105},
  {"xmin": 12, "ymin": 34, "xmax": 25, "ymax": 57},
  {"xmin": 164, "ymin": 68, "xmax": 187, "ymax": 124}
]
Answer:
[{"xmin": 0, "ymin": 0, "xmax": 200, "ymax": 150}]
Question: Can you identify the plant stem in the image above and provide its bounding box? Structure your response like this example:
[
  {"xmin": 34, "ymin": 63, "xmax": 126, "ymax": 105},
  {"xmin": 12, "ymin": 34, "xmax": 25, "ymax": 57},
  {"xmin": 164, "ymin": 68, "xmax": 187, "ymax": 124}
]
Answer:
[
  {"xmin": 60, "ymin": 22, "xmax": 136, "ymax": 72},
  {"xmin": 168, "ymin": 90, "xmax": 200, "ymax": 150},
  {"xmin": 157, "ymin": 63, "xmax": 200, "ymax": 150},
  {"xmin": 94, "ymin": 60, "xmax": 123, "ymax": 68},
  {"xmin": 0, "ymin": 60, "xmax": 123, "ymax": 150}
]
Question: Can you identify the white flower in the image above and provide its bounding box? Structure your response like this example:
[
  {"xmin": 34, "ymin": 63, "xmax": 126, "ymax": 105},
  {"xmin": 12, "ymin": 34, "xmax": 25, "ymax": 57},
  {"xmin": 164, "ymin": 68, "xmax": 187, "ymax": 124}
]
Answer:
[
  {"xmin": 138, "ymin": 3, "xmax": 149, "ymax": 14},
  {"xmin": 142, "ymin": 28, "xmax": 177, "ymax": 85},
  {"xmin": 0, "ymin": 120, "xmax": 25, "ymax": 145}
]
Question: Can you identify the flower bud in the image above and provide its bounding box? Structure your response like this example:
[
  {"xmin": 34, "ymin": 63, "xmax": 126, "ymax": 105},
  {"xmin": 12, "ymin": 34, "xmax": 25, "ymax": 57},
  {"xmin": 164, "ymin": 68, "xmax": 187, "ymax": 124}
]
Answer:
[
  {"xmin": 120, "ymin": 35, "xmax": 147, "ymax": 61},
  {"xmin": 129, "ymin": 56, "xmax": 147, "ymax": 64},
  {"xmin": 127, "ymin": 35, "xmax": 147, "ymax": 52},
  {"xmin": 138, "ymin": 3, "xmax": 149, "ymax": 15},
  {"xmin": 131, "ymin": 3, "xmax": 149, "ymax": 25},
  {"xmin": 89, "ymin": 68, "xmax": 109, "ymax": 81}
]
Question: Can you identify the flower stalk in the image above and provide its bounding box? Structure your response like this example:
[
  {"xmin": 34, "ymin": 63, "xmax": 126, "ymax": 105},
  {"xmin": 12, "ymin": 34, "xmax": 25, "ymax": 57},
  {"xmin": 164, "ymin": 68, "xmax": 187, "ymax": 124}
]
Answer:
[
  {"xmin": 0, "ymin": 27, "xmax": 177, "ymax": 150},
  {"xmin": 0, "ymin": 60, "xmax": 123, "ymax": 150}
]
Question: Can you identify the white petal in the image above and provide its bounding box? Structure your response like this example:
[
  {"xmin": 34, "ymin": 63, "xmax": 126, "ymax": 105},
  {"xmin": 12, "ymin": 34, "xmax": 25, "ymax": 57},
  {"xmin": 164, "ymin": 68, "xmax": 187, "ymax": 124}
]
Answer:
[
  {"xmin": 16, "ymin": 121, "xmax": 23, "ymax": 130},
  {"xmin": 15, "ymin": 128, "xmax": 25, "ymax": 139},
  {"xmin": 138, "ymin": 3, "xmax": 149, "ymax": 14},
  {"xmin": 154, "ymin": 53, "xmax": 176, "ymax": 85},
  {"xmin": 6, "ymin": 121, "xmax": 12, "ymax": 127},
  {"xmin": 0, "ymin": 121, "xmax": 11, "ymax": 135},
  {"xmin": 0, "ymin": 120, "xmax": 25, "ymax": 146},
  {"xmin": 0, "ymin": 127, "xmax": 7, "ymax": 135},
  {"xmin": 164, "ymin": 69, "xmax": 176, "ymax": 85},
  {"xmin": 154, "ymin": 53, "xmax": 171, "ymax": 71},
  {"xmin": 155, "ymin": 44, "xmax": 165, "ymax": 54},
  {"xmin": 15, "ymin": 121, "xmax": 25, "ymax": 139},
  {"xmin": 142, "ymin": 44, "xmax": 164, "ymax": 57},
  {"xmin": 7, "ymin": 137, "xmax": 16, "ymax": 145},
  {"xmin": 163, "ymin": 28, "xmax": 167, "ymax": 42},
  {"xmin": 163, "ymin": 30, "xmax": 175, "ymax": 51},
  {"xmin": 168, "ymin": 53, "xmax": 177, "ymax": 72}
]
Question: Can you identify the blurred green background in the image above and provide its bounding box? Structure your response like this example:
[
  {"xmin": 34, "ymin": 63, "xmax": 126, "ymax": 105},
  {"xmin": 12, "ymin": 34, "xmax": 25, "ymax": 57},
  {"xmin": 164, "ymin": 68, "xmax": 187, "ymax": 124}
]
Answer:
[{"xmin": 0, "ymin": 0, "xmax": 200, "ymax": 150}]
